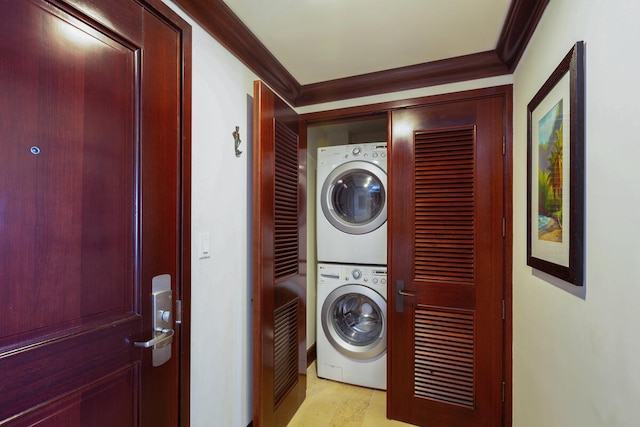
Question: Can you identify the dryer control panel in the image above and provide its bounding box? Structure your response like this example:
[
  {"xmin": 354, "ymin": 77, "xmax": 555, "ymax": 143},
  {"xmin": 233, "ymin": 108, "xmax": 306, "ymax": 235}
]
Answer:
[
  {"xmin": 343, "ymin": 143, "xmax": 387, "ymax": 160},
  {"xmin": 317, "ymin": 142, "xmax": 387, "ymax": 170}
]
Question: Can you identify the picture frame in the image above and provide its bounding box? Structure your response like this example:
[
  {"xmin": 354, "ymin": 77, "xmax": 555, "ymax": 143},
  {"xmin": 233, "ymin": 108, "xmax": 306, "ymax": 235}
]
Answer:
[{"xmin": 527, "ymin": 41, "xmax": 585, "ymax": 286}]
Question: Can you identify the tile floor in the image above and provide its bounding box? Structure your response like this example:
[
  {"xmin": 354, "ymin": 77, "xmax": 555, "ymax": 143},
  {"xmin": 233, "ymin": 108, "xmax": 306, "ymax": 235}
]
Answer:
[{"xmin": 287, "ymin": 362, "xmax": 415, "ymax": 427}]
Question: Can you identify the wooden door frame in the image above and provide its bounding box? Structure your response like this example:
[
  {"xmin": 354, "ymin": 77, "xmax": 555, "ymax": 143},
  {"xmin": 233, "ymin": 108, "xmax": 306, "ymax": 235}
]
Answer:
[
  {"xmin": 161, "ymin": 3, "xmax": 193, "ymax": 424},
  {"xmin": 299, "ymin": 85, "xmax": 513, "ymax": 426},
  {"xmin": 176, "ymin": 17, "xmax": 193, "ymax": 427},
  {"xmin": 134, "ymin": 1, "xmax": 193, "ymax": 423},
  {"xmin": 166, "ymin": 4, "xmax": 193, "ymax": 424},
  {"xmin": 129, "ymin": 1, "xmax": 193, "ymax": 424}
]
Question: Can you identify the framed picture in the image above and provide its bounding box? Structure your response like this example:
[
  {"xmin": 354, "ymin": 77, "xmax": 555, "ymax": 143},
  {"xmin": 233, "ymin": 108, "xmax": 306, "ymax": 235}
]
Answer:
[{"xmin": 527, "ymin": 41, "xmax": 585, "ymax": 286}]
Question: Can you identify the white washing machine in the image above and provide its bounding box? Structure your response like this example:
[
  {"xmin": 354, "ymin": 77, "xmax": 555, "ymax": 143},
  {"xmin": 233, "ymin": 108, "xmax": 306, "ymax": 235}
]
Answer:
[
  {"xmin": 316, "ymin": 142, "xmax": 387, "ymax": 265},
  {"xmin": 316, "ymin": 263, "xmax": 387, "ymax": 390}
]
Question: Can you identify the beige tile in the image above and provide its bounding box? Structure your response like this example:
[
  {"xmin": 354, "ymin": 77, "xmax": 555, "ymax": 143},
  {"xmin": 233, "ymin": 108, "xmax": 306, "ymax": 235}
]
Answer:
[
  {"xmin": 288, "ymin": 363, "xmax": 415, "ymax": 427},
  {"xmin": 363, "ymin": 390, "xmax": 416, "ymax": 426},
  {"xmin": 365, "ymin": 390, "xmax": 388, "ymax": 419},
  {"xmin": 286, "ymin": 400, "xmax": 331, "ymax": 425},
  {"xmin": 328, "ymin": 396, "xmax": 370, "ymax": 427}
]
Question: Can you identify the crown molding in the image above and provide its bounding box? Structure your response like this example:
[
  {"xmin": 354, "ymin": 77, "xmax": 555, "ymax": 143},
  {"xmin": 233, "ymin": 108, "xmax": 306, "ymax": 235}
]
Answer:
[
  {"xmin": 295, "ymin": 50, "xmax": 509, "ymax": 106},
  {"xmin": 172, "ymin": 0, "xmax": 300, "ymax": 102},
  {"xmin": 173, "ymin": 0, "xmax": 548, "ymax": 106},
  {"xmin": 496, "ymin": 0, "xmax": 551, "ymax": 72}
]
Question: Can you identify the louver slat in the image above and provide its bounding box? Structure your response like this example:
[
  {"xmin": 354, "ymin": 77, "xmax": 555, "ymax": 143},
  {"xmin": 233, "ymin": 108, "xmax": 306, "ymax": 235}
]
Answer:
[
  {"xmin": 414, "ymin": 307, "xmax": 475, "ymax": 408},
  {"xmin": 274, "ymin": 121, "xmax": 299, "ymax": 280},
  {"xmin": 273, "ymin": 298, "xmax": 299, "ymax": 408},
  {"xmin": 414, "ymin": 127, "xmax": 475, "ymax": 283}
]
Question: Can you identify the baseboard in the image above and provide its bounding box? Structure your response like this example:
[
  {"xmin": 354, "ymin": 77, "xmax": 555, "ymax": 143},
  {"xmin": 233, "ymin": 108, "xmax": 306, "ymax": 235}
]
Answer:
[{"xmin": 307, "ymin": 343, "xmax": 316, "ymax": 368}]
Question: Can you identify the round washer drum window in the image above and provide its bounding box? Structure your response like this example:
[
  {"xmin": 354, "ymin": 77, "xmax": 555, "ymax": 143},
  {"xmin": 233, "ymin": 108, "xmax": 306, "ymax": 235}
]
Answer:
[
  {"xmin": 333, "ymin": 293, "xmax": 383, "ymax": 347},
  {"xmin": 322, "ymin": 284, "xmax": 387, "ymax": 360}
]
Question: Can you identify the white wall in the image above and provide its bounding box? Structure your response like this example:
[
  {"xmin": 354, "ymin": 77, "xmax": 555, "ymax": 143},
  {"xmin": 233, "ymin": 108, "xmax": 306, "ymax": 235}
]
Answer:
[
  {"xmin": 512, "ymin": 1, "xmax": 640, "ymax": 426},
  {"xmin": 164, "ymin": 2, "xmax": 258, "ymax": 426}
]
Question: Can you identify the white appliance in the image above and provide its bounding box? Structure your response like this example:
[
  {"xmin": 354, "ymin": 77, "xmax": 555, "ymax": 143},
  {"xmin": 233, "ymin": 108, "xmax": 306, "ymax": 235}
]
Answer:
[
  {"xmin": 316, "ymin": 142, "xmax": 387, "ymax": 265},
  {"xmin": 316, "ymin": 263, "xmax": 387, "ymax": 390}
]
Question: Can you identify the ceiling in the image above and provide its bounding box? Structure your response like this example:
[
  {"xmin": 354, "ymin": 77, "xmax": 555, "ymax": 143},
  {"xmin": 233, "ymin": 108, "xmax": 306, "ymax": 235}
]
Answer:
[
  {"xmin": 173, "ymin": 0, "xmax": 548, "ymax": 106},
  {"xmin": 221, "ymin": 0, "xmax": 512, "ymax": 85}
]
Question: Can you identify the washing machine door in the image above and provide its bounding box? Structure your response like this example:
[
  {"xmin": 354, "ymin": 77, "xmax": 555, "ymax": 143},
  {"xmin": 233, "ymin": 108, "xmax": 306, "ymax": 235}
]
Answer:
[
  {"xmin": 321, "ymin": 284, "xmax": 386, "ymax": 360},
  {"xmin": 320, "ymin": 161, "xmax": 386, "ymax": 235}
]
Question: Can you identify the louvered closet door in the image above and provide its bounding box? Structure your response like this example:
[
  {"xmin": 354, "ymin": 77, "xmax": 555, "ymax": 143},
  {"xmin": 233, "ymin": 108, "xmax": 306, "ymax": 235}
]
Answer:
[
  {"xmin": 388, "ymin": 94, "xmax": 506, "ymax": 427},
  {"xmin": 253, "ymin": 81, "xmax": 306, "ymax": 427}
]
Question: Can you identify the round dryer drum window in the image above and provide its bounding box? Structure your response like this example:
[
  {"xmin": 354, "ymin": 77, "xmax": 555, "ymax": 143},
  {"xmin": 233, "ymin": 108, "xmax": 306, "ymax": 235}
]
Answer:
[
  {"xmin": 321, "ymin": 284, "xmax": 386, "ymax": 360},
  {"xmin": 321, "ymin": 161, "xmax": 387, "ymax": 235}
]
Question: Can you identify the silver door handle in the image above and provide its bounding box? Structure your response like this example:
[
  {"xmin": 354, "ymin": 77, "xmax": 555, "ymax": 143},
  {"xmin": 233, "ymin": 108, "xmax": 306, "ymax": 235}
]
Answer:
[
  {"xmin": 397, "ymin": 290, "xmax": 415, "ymax": 297},
  {"xmin": 134, "ymin": 328, "xmax": 175, "ymax": 348},
  {"xmin": 395, "ymin": 280, "xmax": 415, "ymax": 313}
]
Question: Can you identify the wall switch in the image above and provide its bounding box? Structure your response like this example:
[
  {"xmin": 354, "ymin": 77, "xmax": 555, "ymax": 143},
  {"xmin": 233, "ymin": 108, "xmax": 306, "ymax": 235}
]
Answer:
[{"xmin": 198, "ymin": 232, "xmax": 211, "ymax": 259}]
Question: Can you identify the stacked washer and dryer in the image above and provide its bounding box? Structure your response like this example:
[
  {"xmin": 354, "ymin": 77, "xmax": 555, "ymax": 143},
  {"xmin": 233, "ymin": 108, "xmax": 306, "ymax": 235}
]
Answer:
[{"xmin": 316, "ymin": 142, "xmax": 388, "ymax": 390}]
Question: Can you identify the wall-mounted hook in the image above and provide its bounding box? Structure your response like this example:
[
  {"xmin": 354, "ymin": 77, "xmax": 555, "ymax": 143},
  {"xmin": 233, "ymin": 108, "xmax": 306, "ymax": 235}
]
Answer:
[{"xmin": 233, "ymin": 126, "xmax": 242, "ymax": 157}]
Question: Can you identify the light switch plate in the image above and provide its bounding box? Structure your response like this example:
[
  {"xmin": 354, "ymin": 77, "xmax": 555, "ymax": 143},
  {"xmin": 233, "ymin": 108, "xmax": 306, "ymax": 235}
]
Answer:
[{"xmin": 198, "ymin": 232, "xmax": 211, "ymax": 259}]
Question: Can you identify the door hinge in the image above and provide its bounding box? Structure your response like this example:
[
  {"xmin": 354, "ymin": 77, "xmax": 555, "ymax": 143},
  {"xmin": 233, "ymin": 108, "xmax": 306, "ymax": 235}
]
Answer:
[
  {"xmin": 502, "ymin": 381, "xmax": 506, "ymax": 403},
  {"xmin": 175, "ymin": 299, "xmax": 182, "ymax": 324},
  {"xmin": 502, "ymin": 136, "xmax": 506, "ymax": 156},
  {"xmin": 502, "ymin": 217, "xmax": 506, "ymax": 238},
  {"xmin": 502, "ymin": 299, "xmax": 506, "ymax": 320}
]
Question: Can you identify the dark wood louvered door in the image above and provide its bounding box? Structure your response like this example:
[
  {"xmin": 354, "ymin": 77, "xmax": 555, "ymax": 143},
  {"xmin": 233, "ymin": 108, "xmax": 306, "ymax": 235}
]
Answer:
[
  {"xmin": 253, "ymin": 81, "xmax": 306, "ymax": 427},
  {"xmin": 388, "ymin": 91, "xmax": 507, "ymax": 426}
]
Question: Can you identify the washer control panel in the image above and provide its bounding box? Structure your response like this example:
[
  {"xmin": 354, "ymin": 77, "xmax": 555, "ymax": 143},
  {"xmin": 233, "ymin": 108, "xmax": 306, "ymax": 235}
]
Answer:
[{"xmin": 318, "ymin": 263, "xmax": 387, "ymax": 286}]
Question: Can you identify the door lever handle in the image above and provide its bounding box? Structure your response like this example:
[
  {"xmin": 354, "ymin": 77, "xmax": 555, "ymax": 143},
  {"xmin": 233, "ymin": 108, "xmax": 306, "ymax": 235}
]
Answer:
[
  {"xmin": 395, "ymin": 280, "xmax": 415, "ymax": 313},
  {"xmin": 134, "ymin": 328, "xmax": 174, "ymax": 348},
  {"xmin": 397, "ymin": 290, "xmax": 415, "ymax": 297}
]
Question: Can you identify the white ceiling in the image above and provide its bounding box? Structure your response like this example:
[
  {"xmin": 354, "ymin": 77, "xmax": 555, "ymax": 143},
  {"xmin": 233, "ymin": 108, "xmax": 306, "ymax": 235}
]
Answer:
[{"xmin": 222, "ymin": 0, "xmax": 512, "ymax": 85}]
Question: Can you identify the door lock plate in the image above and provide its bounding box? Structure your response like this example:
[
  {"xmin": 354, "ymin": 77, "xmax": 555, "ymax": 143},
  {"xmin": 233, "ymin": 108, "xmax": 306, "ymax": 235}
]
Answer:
[{"xmin": 134, "ymin": 274, "xmax": 174, "ymax": 367}]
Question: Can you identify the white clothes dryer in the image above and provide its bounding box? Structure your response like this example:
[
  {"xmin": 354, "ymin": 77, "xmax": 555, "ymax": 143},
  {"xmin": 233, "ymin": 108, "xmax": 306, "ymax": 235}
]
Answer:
[
  {"xmin": 316, "ymin": 263, "xmax": 387, "ymax": 390},
  {"xmin": 316, "ymin": 142, "xmax": 387, "ymax": 265}
]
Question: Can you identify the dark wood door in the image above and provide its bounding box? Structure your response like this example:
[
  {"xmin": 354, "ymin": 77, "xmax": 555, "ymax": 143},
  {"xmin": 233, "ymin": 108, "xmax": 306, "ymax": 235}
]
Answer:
[
  {"xmin": 388, "ymin": 90, "xmax": 507, "ymax": 426},
  {"xmin": 252, "ymin": 81, "xmax": 307, "ymax": 427},
  {"xmin": 0, "ymin": 0, "xmax": 191, "ymax": 425}
]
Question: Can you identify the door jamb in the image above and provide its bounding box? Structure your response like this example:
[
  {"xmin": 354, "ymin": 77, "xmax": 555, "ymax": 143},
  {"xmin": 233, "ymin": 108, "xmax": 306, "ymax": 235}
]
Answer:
[{"xmin": 140, "ymin": 0, "xmax": 193, "ymax": 424}]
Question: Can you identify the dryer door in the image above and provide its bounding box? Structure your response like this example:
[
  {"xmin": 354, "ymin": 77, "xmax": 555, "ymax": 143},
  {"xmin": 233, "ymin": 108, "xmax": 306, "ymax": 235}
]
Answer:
[
  {"xmin": 321, "ymin": 284, "xmax": 386, "ymax": 360},
  {"xmin": 320, "ymin": 161, "xmax": 386, "ymax": 235}
]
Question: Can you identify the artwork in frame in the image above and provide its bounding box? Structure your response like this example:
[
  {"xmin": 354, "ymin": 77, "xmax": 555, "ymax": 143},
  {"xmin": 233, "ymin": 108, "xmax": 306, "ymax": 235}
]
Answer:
[{"xmin": 527, "ymin": 41, "xmax": 585, "ymax": 286}]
